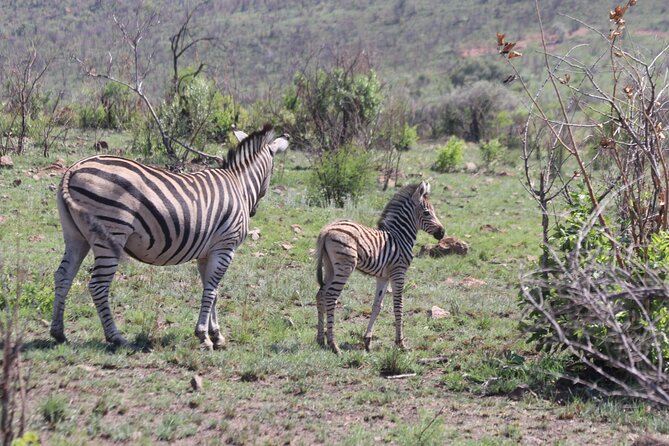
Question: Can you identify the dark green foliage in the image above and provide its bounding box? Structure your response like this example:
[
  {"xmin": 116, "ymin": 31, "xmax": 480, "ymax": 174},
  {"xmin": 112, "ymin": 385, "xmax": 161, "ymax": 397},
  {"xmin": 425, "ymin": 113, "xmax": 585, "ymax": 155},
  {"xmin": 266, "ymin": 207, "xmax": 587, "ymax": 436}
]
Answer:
[
  {"xmin": 374, "ymin": 348, "xmax": 416, "ymax": 377},
  {"xmin": 308, "ymin": 145, "xmax": 373, "ymax": 207},
  {"xmin": 130, "ymin": 71, "xmax": 240, "ymax": 157},
  {"xmin": 521, "ymin": 184, "xmax": 669, "ymax": 370},
  {"xmin": 41, "ymin": 394, "xmax": 69, "ymax": 427},
  {"xmin": 99, "ymin": 82, "xmax": 135, "ymax": 129},
  {"xmin": 479, "ymin": 138, "xmax": 506, "ymax": 170},
  {"xmin": 432, "ymin": 137, "xmax": 465, "ymax": 173},
  {"xmin": 284, "ymin": 65, "xmax": 383, "ymax": 152},
  {"xmin": 424, "ymin": 81, "xmax": 518, "ymax": 142},
  {"xmin": 450, "ymin": 58, "xmax": 506, "ymax": 87}
]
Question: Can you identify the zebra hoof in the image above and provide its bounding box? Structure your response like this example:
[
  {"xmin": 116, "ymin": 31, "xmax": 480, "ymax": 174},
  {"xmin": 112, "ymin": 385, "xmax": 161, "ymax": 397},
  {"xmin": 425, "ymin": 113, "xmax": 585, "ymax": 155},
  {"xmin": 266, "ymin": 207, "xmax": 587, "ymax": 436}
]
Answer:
[
  {"xmin": 212, "ymin": 336, "xmax": 226, "ymax": 350},
  {"xmin": 328, "ymin": 342, "xmax": 341, "ymax": 355},
  {"xmin": 200, "ymin": 338, "xmax": 214, "ymax": 352},
  {"xmin": 396, "ymin": 340, "xmax": 409, "ymax": 352},
  {"xmin": 363, "ymin": 336, "xmax": 372, "ymax": 352},
  {"xmin": 108, "ymin": 334, "xmax": 129, "ymax": 347},
  {"xmin": 50, "ymin": 329, "xmax": 67, "ymax": 344},
  {"xmin": 316, "ymin": 335, "xmax": 325, "ymax": 348}
]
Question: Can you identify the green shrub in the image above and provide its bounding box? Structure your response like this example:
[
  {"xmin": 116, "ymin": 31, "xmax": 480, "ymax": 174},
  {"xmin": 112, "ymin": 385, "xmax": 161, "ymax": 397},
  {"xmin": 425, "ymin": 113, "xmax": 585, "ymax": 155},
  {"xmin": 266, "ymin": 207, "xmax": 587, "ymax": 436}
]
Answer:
[
  {"xmin": 41, "ymin": 394, "xmax": 69, "ymax": 427},
  {"xmin": 77, "ymin": 104, "xmax": 106, "ymax": 129},
  {"xmin": 432, "ymin": 137, "xmax": 465, "ymax": 172},
  {"xmin": 308, "ymin": 145, "xmax": 373, "ymax": 207},
  {"xmin": 0, "ymin": 280, "xmax": 54, "ymax": 317},
  {"xmin": 130, "ymin": 71, "xmax": 240, "ymax": 157},
  {"xmin": 10, "ymin": 432, "xmax": 40, "ymax": 446},
  {"xmin": 522, "ymin": 183, "xmax": 669, "ymax": 369},
  {"xmin": 100, "ymin": 82, "xmax": 135, "ymax": 129},
  {"xmin": 373, "ymin": 348, "xmax": 416, "ymax": 377},
  {"xmin": 479, "ymin": 138, "xmax": 506, "ymax": 170}
]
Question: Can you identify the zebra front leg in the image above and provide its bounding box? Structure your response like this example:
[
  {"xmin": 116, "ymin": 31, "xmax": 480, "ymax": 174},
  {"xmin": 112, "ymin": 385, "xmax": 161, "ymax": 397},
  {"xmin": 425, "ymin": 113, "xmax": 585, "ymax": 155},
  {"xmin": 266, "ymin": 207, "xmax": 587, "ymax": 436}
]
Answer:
[
  {"xmin": 89, "ymin": 252, "xmax": 126, "ymax": 346},
  {"xmin": 196, "ymin": 250, "xmax": 234, "ymax": 351},
  {"xmin": 198, "ymin": 258, "xmax": 225, "ymax": 350},
  {"xmin": 390, "ymin": 273, "xmax": 408, "ymax": 351},
  {"xmin": 364, "ymin": 277, "xmax": 389, "ymax": 352},
  {"xmin": 51, "ymin": 238, "xmax": 90, "ymax": 343},
  {"xmin": 208, "ymin": 300, "xmax": 226, "ymax": 349}
]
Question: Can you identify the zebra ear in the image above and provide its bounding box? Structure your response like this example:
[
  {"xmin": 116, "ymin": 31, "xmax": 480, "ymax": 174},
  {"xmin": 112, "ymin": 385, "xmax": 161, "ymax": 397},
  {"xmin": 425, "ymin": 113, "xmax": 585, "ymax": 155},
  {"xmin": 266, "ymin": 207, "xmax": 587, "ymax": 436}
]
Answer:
[
  {"xmin": 269, "ymin": 134, "xmax": 290, "ymax": 155},
  {"xmin": 233, "ymin": 129, "xmax": 248, "ymax": 143},
  {"xmin": 413, "ymin": 181, "xmax": 429, "ymax": 203}
]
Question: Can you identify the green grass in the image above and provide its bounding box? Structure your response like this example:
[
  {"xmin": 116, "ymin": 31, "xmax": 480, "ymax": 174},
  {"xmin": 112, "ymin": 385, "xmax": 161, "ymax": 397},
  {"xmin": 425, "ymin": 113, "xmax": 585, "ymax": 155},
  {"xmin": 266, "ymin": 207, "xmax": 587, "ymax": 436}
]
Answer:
[{"xmin": 1, "ymin": 132, "xmax": 668, "ymax": 444}]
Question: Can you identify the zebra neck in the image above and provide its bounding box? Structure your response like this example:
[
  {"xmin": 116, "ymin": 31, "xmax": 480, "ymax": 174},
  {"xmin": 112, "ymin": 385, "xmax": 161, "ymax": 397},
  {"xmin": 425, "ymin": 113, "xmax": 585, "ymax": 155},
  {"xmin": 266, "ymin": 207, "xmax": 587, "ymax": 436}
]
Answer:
[
  {"xmin": 232, "ymin": 152, "xmax": 271, "ymax": 214},
  {"xmin": 380, "ymin": 221, "xmax": 418, "ymax": 249}
]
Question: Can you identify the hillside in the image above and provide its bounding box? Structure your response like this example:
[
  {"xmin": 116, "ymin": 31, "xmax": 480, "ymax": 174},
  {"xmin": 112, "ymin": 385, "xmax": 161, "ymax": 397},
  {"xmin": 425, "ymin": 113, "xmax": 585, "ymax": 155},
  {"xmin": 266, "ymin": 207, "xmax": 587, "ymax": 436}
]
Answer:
[{"xmin": 1, "ymin": 0, "xmax": 668, "ymax": 107}]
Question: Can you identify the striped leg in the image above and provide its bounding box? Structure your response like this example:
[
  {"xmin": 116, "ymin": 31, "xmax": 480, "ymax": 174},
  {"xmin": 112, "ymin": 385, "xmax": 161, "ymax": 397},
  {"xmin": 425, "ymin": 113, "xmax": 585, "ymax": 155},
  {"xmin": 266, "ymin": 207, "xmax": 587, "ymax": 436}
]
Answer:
[
  {"xmin": 324, "ymin": 259, "xmax": 355, "ymax": 355},
  {"xmin": 88, "ymin": 247, "xmax": 126, "ymax": 346},
  {"xmin": 316, "ymin": 287, "xmax": 326, "ymax": 347},
  {"xmin": 195, "ymin": 249, "xmax": 235, "ymax": 351},
  {"xmin": 198, "ymin": 258, "xmax": 225, "ymax": 350},
  {"xmin": 390, "ymin": 272, "xmax": 407, "ymax": 350},
  {"xmin": 363, "ymin": 277, "xmax": 389, "ymax": 352},
  {"xmin": 51, "ymin": 237, "xmax": 90, "ymax": 343}
]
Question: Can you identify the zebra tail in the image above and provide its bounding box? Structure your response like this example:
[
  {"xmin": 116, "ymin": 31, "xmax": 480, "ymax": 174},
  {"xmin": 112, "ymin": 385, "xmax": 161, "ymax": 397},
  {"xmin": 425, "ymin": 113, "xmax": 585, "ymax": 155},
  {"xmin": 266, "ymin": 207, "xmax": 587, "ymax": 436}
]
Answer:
[
  {"xmin": 59, "ymin": 169, "xmax": 124, "ymax": 259},
  {"xmin": 316, "ymin": 232, "xmax": 326, "ymax": 287}
]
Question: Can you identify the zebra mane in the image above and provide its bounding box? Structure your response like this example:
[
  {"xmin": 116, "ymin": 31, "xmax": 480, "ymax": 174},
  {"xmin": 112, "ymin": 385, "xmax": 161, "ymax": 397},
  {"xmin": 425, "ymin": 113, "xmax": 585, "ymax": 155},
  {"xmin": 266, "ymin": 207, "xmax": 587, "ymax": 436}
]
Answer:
[
  {"xmin": 223, "ymin": 123, "xmax": 275, "ymax": 170},
  {"xmin": 377, "ymin": 184, "xmax": 421, "ymax": 228}
]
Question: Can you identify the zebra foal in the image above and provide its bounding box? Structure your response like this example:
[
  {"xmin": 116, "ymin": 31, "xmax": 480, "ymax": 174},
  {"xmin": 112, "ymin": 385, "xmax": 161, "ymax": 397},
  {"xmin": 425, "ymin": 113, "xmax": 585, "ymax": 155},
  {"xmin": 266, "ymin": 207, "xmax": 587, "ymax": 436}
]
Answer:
[
  {"xmin": 315, "ymin": 182, "xmax": 445, "ymax": 354},
  {"xmin": 51, "ymin": 125, "xmax": 288, "ymax": 350}
]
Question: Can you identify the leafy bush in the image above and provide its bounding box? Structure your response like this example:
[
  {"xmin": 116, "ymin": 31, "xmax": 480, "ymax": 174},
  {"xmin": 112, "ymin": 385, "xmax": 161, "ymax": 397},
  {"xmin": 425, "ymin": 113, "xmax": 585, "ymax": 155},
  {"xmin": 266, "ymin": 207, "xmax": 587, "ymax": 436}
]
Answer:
[
  {"xmin": 41, "ymin": 394, "xmax": 69, "ymax": 427},
  {"xmin": 100, "ymin": 82, "xmax": 135, "ymax": 129},
  {"xmin": 373, "ymin": 348, "xmax": 416, "ymax": 377},
  {"xmin": 308, "ymin": 145, "xmax": 373, "ymax": 207},
  {"xmin": 479, "ymin": 138, "xmax": 506, "ymax": 170},
  {"xmin": 77, "ymin": 104, "xmax": 106, "ymax": 129},
  {"xmin": 131, "ymin": 71, "xmax": 239, "ymax": 157},
  {"xmin": 432, "ymin": 137, "xmax": 465, "ymax": 173},
  {"xmin": 0, "ymin": 280, "xmax": 54, "ymax": 317},
  {"xmin": 523, "ymin": 184, "xmax": 669, "ymax": 369}
]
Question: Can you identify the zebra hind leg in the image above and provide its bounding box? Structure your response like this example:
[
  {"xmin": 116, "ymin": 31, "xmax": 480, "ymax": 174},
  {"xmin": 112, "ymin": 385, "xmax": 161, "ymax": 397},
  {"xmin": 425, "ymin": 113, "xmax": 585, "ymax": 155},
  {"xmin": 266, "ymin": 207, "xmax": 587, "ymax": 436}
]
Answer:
[
  {"xmin": 199, "ymin": 258, "xmax": 226, "ymax": 350},
  {"xmin": 89, "ymin": 246, "xmax": 127, "ymax": 346},
  {"xmin": 51, "ymin": 237, "xmax": 90, "ymax": 343},
  {"xmin": 316, "ymin": 287, "xmax": 326, "ymax": 348},
  {"xmin": 324, "ymin": 262, "xmax": 355, "ymax": 355},
  {"xmin": 363, "ymin": 277, "xmax": 389, "ymax": 352},
  {"xmin": 196, "ymin": 251, "xmax": 234, "ymax": 351}
]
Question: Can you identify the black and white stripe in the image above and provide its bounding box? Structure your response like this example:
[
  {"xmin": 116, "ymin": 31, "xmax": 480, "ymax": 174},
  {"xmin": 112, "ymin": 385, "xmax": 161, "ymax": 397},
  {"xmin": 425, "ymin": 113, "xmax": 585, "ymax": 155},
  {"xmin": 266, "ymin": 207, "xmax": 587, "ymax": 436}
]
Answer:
[
  {"xmin": 51, "ymin": 126, "xmax": 289, "ymax": 349},
  {"xmin": 314, "ymin": 182, "xmax": 445, "ymax": 354}
]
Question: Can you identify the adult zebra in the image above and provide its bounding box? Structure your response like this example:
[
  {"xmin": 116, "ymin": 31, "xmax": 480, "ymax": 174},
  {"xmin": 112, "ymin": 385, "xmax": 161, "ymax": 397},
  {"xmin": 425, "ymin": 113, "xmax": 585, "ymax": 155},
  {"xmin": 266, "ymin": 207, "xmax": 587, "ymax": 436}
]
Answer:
[
  {"xmin": 315, "ymin": 182, "xmax": 445, "ymax": 354},
  {"xmin": 51, "ymin": 125, "xmax": 289, "ymax": 350}
]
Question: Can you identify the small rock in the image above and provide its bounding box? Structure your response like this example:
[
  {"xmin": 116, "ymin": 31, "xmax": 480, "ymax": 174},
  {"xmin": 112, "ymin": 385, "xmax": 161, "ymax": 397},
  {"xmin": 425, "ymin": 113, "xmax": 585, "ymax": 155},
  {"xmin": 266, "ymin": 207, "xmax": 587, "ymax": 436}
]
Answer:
[
  {"xmin": 12, "ymin": 178, "xmax": 21, "ymax": 187},
  {"xmin": 507, "ymin": 384, "xmax": 530, "ymax": 401},
  {"xmin": 284, "ymin": 317, "xmax": 295, "ymax": 328},
  {"xmin": 190, "ymin": 374, "xmax": 203, "ymax": 392},
  {"xmin": 480, "ymin": 224, "xmax": 501, "ymax": 233},
  {"xmin": 419, "ymin": 236, "xmax": 469, "ymax": 257},
  {"xmin": 428, "ymin": 306, "xmax": 450, "ymax": 320},
  {"xmin": 464, "ymin": 162, "xmax": 478, "ymax": 173},
  {"xmin": 28, "ymin": 235, "xmax": 45, "ymax": 242},
  {"xmin": 281, "ymin": 243, "xmax": 293, "ymax": 250},
  {"xmin": 0, "ymin": 155, "xmax": 13, "ymax": 168},
  {"xmin": 291, "ymin": 224, "xmax": 302, "ymax": 234},
  {"xmin": 248, "ymin": 228, "xmax": 261, "ymax": 241},
  {"xmin": 461, "ymin": 277, "xmax": 487, "ymax": 288},
  {"xmin": 0, "ymin": 216, "xmax": 5, "ymax": 224},
  {"xmin": 632, "ymin": 435, "xmax": 669, "ymax": 446}
]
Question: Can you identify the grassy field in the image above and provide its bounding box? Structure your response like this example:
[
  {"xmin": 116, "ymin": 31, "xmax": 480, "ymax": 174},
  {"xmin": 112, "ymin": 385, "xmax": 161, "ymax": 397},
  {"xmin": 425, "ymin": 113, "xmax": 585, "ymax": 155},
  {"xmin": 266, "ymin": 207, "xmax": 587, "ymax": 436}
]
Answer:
[{"xmin": 1, "ymin": 133, "xmax": 669, "ymax": 445}]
